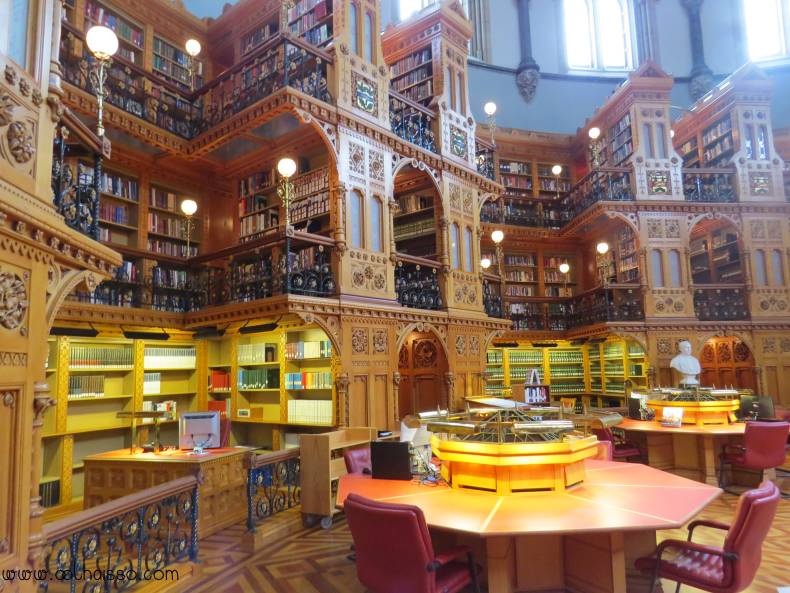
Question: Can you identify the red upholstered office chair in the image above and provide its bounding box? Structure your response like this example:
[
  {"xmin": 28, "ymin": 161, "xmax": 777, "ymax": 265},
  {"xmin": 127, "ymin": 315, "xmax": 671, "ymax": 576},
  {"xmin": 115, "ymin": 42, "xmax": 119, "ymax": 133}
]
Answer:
[
  {"xmin": 591, "ymin": 427, "xmax": 647, "ymax": 464},
  {"xmin": 344, "ymin": 447, "xmax": 371, "ymax": 474},
  {"xmin": 219, "ymin": 417, "xmax": 231, "ymax": 448},
  {"xmin": 594, "ymin": 440, "xmax": 613, "ymax": 461},
  {"xmin": 634, "ymin": 481, "xmax": 780, "ymax": 593},
  {"xmin": 718, "ymin": 421, "xmax": 789, "ymax": 494},
  {"xmin": 777, "ymin": 410, "xmax": 790, "ymax": 475},
  {"xmin": 344, "ymin": 493, "xmax": 481, "ymax": 593}
]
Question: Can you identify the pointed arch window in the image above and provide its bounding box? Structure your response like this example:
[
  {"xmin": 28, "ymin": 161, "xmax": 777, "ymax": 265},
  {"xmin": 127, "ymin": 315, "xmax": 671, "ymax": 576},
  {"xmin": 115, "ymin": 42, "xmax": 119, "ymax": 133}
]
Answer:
[
  {"xmin": 371, "ymin": 197, "xmax": 383, "ymax": 252},
  {"xmin": 351, "ymin": 191, "xmax": 363, "ymax": 248},
  {"xmin": 365, "ymin": 12, "xmax": 374, "ymax": 63},
  {"xmin": 350, "ymin": 3, "xmax": 359, "ymax": 55},
  {"xmin": 756, "ymin": 249, "xmax": 768, "ymax": 286},
  {"xmin": 651, "ymin": 250, "xmax": 664, "ymax": 287},
  {"xmin": 464, "ymin": 227, "xmax": 473, "ymax": 271},
  {"xmin": 452, "ymin": 223, "xmax": 461, "ymax": 269},
  {"xmin": 563, "ymin": 0, "xmax": 634, "ymax": 72},
  {"xmin": 772, "ymin": 250, "xmax": 785, "ymax": 285}
]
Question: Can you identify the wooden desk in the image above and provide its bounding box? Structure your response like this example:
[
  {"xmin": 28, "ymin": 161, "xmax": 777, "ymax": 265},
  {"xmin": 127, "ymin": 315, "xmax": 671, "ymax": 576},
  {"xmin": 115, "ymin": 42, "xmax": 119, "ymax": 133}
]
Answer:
[
  {"xmin": 83, "ymin": 447, "xmax": 250, "ymax": 539},
  {"xmin": 337, "ymin": 460, "xmax": 720, "ymax": 593}
]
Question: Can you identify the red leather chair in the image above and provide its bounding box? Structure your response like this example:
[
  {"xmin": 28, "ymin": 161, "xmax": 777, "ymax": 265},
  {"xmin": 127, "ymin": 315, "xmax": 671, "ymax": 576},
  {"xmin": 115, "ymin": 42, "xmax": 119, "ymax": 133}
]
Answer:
[
  {"xmin": 219, "ymin": 417, "xmax": 231, "ymax": 448},
  {"xmin": 718, "ymin": 421, "xmax": 789, "ymax": 493},
  {"xmin": 344, "ymin": 492, "xmax": 481, "ymax": 593},
  {"xmin": 591, "ymin": 427, "xmax": 647, "ymax": 463},
  {"xmin": 594, "ymin": 440, "xmax": 613, "ymax": 461},
  {"xmin": 634, "ymin": 481, "xmax": 780, "ymax": 593},
  {"xmin": 776, "ymin": 410, "xmax": 790, "ymax": 474},
  {"xmin": 344, "ymin": 447, "xmax": 371, "ymax": 474}
]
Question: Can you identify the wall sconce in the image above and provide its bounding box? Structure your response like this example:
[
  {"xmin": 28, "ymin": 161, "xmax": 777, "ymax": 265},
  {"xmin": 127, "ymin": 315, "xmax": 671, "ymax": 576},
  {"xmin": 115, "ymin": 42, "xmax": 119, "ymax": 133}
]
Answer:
[
  {"xmin": 85, "ymin": 26, "xmax": 119, "ymax": 137},
  {"xmin": 185, "ymin": 39, "xmax": 201, "ymax": 91},
  {"xmin": 484, "ymin": 102, "xmax": 497, "ymax": 147},
  {"xmin": 180, "ymin": 199, "xmax": 197, "ymax": 255},
  {"xmin": 588, "ymin": 127, "xmax": 601, "ymax": 168}
]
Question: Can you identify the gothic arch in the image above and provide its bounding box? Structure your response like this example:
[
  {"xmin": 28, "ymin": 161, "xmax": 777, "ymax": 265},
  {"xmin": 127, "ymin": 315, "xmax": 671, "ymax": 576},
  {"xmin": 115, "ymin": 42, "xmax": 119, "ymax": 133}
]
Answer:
[
  {"xmin": 615, "ymin": 331, "xmax": 649, "ymax": 357},
  {"xmin": 292, "ymin": 106, "xmax": 339, "ymax": 164},
  {"xmin": 696, "ymin": 329, "xmax": 753, "ymax": 354},
  {"xmin": 392, "ymin": 157, "xmax": 442, "ymax": 194},
  {"xmin": 295, "ymin": 312, "xmax": 342, "ymax": 353},
  {"xmin": 46, "ymin": 269, "xmax": 101, "ymax": 330},
  {"xmin": 395, "ymin": 321, "xmax": 450, "ymax": 360},
  {"xmin": 605, "ymin": 211, "xmax": 639, "ymax": 235},
  {"xmin": 687, "ymin": 212, "xmax": 742, "ymax": 237},
  {"xmin": 477, "ymin": 191, "xmax": 497, "ymax": 214}
]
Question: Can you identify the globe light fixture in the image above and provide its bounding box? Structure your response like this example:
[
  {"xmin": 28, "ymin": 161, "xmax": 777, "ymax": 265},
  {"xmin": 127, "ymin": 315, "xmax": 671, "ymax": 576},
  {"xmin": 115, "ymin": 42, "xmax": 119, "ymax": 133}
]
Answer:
[
  {"xmin": 491, "ymin": 230, "xmax": 504, "ymax": 243},
  {"xmin": 185, "ymin": 39, "xmax": 201, "ymax": 57},
  {"xmin": 180, "ymin": 200, "xmax": 198, "ymax": 255},
  {"xmin": 559, "ymin": 263, "xmax": 570, "ymax": 274},
  {"xmin": 277, "ymin": 157, "xmax": 297, "ymax": 178},
  {"xmin": 483, "ymin": 102, "xmax": 498, "ymax": 147},
  {"xmin": 588, "ymin": 127, "xmax": 601, "ymax": 140},
  {"xmin": 588, "ymin": 127, "xmax": 602, "ymax": 168},
  {"xmin": 670, "ymin": 129, "xmax": 675, "ymax": 138},
  {"xmin": 181, "ymin": 199, "xmax": 198, "ymax": 216},
  {"xmin": 484, "ymin": 102, "xmax": 497, "ymax": 116},
  {"xmin": 552, "ymin": 165, "xmax": 563, "ymax": 199},
  {"xmin": 184, "ymin": 39, "xmax": 202, "ymax": 91},
  {"xmin": 559, "ymin": 262, "xmax": 570, "ymax": 297},
  {"xmin": 481, "ymin": 258, "xmax": 491, "ymax": 270},
  {"xmin": 596, "ymin": 241, "xmax": 610, "ymax": 254},
  {"xmin": 85, "ymin": 26, "xmax": 119, "ymax": 137},
  {"xmin": 277, "ymin": 158, "xmax": 298, "ymax": 293}
]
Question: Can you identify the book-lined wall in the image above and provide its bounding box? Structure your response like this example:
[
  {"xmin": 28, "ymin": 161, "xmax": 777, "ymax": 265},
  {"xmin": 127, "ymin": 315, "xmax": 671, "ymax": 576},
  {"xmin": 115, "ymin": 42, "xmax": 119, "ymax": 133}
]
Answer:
[
  {"xmin": 394, "ymin": 189, "xmax": 437, "ymax": 259},
  {"xmin": 41, "ymin": 337, "xmax": 199, "ymax": 514},
  {"xmin": 485, "ymin": 338, "xmax": 646, "ymax": 411}
]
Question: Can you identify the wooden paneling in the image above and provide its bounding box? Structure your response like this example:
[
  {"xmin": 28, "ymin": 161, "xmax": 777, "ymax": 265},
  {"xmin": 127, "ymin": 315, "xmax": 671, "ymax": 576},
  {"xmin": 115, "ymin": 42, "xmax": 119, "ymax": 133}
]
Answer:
[{"xmin": 350, "ymin": 375, "xmax": 369, "ymax": 428}]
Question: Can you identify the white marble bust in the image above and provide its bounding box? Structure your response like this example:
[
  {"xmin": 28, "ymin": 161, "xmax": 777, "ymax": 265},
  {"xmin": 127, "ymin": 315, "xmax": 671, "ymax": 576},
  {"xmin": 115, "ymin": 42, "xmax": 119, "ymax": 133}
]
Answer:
[{"xmin": 670, "ymin": 341, "xmax": 702, "ymax": 386}]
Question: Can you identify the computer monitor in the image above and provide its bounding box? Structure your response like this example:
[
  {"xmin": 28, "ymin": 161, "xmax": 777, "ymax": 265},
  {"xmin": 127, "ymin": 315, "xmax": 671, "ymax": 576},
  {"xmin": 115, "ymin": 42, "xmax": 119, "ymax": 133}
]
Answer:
[
  {"xmin": 738, "ymin": 395, "xmax": 776, "ymax": 420},
  {"xmin": 179, "ymin": 411, "xmax": 221, "ymax": 452}
]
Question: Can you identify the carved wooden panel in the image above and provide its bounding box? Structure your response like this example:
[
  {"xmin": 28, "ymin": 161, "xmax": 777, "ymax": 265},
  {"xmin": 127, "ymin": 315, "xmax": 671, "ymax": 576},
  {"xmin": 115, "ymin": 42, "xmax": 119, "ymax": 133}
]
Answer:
[
  {"xmin": 373, "ymin": 374, "xmax": 389, "ymax": 430},
  {"xmin": 0, "ymin": 386, "xmax": 21, "ymax": 559},
  {"xmin": 350, "ymin": 374, "xmax": 369, "ymax": 427}
]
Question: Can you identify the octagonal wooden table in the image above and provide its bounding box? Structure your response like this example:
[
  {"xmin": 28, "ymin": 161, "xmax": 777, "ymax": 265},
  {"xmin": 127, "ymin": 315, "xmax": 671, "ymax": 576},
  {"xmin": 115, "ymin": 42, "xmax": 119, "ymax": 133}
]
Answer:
[{"xmin": 337, "ymin": 459, "xmax": 720, "ymax": 593}]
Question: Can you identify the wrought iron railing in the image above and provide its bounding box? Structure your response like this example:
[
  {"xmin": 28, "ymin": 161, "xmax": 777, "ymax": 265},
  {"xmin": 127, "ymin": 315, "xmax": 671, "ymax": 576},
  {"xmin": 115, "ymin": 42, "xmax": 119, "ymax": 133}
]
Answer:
[
  {"xmin": 36, "ymin": 473, "xmax": 199, "ymax": 593},
  {"xmin": 395, "ymin": 257, "xmax": 443, "ymax": 310},
  {"xmin": 475, "ymin": 139, "xmax": 496, "ymax": 181},
  {"xmin": 560, "ymin": 168, "xmax": 633, "ymax": 220},
  {"xmin": 682, "ymin": 168, "xmax": 737, "ymax": 203},
  {"xmin": 245, "ymin": 449, "xmax": 301, "ymax": 533},
  {"xmin": 60, "ymin": 23, "xmax": 332, "ymax": 141},
  {"xmin": 482, "ymin": 273, "xmax": 502, "ymax": 317},
  {"xmin": 693, "ymin": 285, "xmax": 749, "ymax": 321},
  {"xmin": 389, "ymin": 92, "xmax": 437, "ymax": 153},
  {"xmin": 480, "ymin": 199, "xmax": 565, "ymax": 228}
]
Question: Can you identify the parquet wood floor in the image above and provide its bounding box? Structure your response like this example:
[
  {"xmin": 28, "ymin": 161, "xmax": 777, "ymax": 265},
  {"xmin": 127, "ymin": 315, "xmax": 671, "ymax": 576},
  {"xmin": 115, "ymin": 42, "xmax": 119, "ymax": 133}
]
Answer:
[{"xmin": 181, "ymin": 476, "xmax": 790, "ymax": 593}]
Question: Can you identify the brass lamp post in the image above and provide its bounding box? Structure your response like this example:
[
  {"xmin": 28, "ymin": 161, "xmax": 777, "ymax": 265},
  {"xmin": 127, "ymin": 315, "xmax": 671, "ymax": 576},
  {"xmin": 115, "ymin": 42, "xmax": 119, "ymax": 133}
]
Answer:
[
  {"xmin": 484, "ymin": 102, "xmax": 497, "ymax": 147},
  {"xmin": 185, "ymin": 39, "xmax": 201, "ymax": 91},
  {"xmin": 559, "ymin": 262, "xmax": 570, "ymax": 297},
  {"xmin": 277, "ymin": 158, "xmax": 297, "ymax": 293},
  {"xmin": 491, "ymin": 230, "xmax": 504, "ymax": 277},
  {"xmin": 552, "ymin": 164, "xmax": 562, "ymax": 199},
  {"xmin": 180, "ymin": 199, "xmax": 197, "ymax": 256},
  {"xmin": 85, "ymin": 26, "xmax": 119, "ymax": 137},
  {"xmin": 588, "ymin": 127, "xmax": 601, "ymax": 168}
]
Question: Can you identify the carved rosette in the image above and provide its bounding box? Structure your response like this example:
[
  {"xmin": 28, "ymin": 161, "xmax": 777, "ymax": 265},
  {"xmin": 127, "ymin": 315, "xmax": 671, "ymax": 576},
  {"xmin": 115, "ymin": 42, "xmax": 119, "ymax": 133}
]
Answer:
[
  {"xmin": 0, "ymin": 267, "xmax": 29, "ymax": 331},
  {"xmin": 352, "ymin": 328, "xmax": 369, "ymax": 354}
]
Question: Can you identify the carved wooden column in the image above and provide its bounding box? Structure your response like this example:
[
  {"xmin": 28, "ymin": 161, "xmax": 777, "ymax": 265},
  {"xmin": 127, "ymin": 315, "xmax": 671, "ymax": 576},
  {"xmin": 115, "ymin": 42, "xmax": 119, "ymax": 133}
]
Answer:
[
  {"xmin": 388, "ymin": 199, "xmax": 399, "ymax": 263},
  {"xmin": 684, "ymin": 247, "xmax": 694, "ymax": 288},
  {"xmin": 438, "ymin": 215, "xmax": 451, "ymax": 273},
  {"xmin": 637, "ymin": 248, "xmax": 649, "ymax": 292},
  {"xmin": 741, "ymin": 246, "xmax": 754, "ymax": 292},
  {"xmin": 392, "ymin": 372, "xmax": 402, "ymax": 425},
  {"xmin": 333, "ymin": 182, "xmax": 347, "ymax": 256},
  {"xmin": 27, "ymin": 383, "xmax": 57, "ymax": 569},
  {"xmin": 335, "ymin": 373, "xmax": 350, "ymax": 428},
  {"xmin": 752, "ymin": 365, "xmax": 764, "ymax": 396},
  {"xmin": 516, "ymin": 0, "xmax": 540, "ymax": 102},
  {"xmin": 443, "ymin": 371, "xmax": 455, "ymax": 412},
  {"xmin": 680, "ymin": 0, "xmax": 713, "ymax": 100}
]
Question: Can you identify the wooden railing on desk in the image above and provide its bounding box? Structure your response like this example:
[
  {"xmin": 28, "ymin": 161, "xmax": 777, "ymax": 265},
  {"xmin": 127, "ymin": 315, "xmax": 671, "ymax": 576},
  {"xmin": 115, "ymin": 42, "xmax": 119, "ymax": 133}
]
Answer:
[
  {"xmin": 244, "ymin": 449, "xmax": 301, "ymax": 534},
  {"xmin": 36, "ymin": 471, "xmax": 200, "ymax": 593}
]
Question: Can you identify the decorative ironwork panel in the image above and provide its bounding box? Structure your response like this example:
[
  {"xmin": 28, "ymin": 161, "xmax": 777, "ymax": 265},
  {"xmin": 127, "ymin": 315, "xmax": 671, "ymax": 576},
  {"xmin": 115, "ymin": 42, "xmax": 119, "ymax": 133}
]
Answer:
[
  {"xmin": 395, "ymin": 262, "xmax": 443, "ymax": 310},
  {"xmin": 682, "ymin": 171, "xmax": 736, "ymax": 203},
  {"xmin": 52, "ymin": 126, "xmax": 101, "ymax": 241},
  {"xmin": 246, "ymin": 456, "xmax": 300, "ymax": 533},
  {"xmin": 693, "ymin": 288, "xmax": 749, "ymax": 321},
  {"xmin": 389, "ymin": 95, "xmax": 437, "ymax": 153}
]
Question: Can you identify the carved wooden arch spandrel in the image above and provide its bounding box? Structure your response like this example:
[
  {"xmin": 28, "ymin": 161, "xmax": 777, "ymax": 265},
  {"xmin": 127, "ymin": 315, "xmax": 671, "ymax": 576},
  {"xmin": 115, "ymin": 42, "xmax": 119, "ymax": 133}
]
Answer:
[{"xmin": 395, "ymin": 321, "xmax": 450, "ymax": 360}]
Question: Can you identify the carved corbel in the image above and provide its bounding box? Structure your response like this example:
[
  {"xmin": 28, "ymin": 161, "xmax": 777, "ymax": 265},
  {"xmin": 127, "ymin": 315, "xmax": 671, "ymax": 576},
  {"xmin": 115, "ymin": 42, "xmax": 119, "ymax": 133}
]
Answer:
[
  {"xmin": 443, "ymin": 372, "xmax": 455, "ymax": 413},
  {"xmin": 392, "ymin": 372, "xmax": 402, "ymax": 425},
  {"xmin": 335, "ymin": 373, "xmax": 350, "ymax": 428},
  {"xmin": 438, "ymin": 216, "xmax": 451, "ymax": 274}
]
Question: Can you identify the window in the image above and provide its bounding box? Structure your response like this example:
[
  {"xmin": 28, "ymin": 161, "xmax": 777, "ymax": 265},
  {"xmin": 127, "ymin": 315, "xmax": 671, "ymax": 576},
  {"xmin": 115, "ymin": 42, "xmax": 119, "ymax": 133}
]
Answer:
[
  {"xmin": 651, "ymin": 250, "xmax": 664, "ymax": 287},
  {"xmin": 9, "ymin": 0, "xmax": 31, "ymax": 69},
  {"xmin": 447, "ymin": 67, "xmax": 454, "ymax": 110},
  {"xmin": 657, "ymin": 124, "xmax": 667, "ymax": 159},
  {"xmin": 743, "ymin": 0, "xmax": 785, "ymax": 61},
  {"xmin": 669, "ymin": 250, "xmax": 682, "ymax": 287},
  {"xmin": 371, "ymin": 197, "xmax": 382, "ymax": 252},
  {"xmin": 350, "ymin": 3, "xmax": 359, "ymax": 55},
  {"xmin": 758, "ymin": 126, "xmax": 769, "ymax": 159},
  {"xmin": 399, "ymin": 0, "xmax": 488, "ymax": 61},
  {"xmin": 643, "ymin": 124, "xmax": 653, "ymax": 158},
  {"xmin": 772, "ymin": 250, "xmax": 785, "ymax": 285},
  {"xmin": 746, "ymin": 125, "xmax": 755, "ymax": 158},
  {"xmin": 563, "ymin": 0, "xmax": 633, "ymax": 71},
  {"xmin": 452, "ymin": 224, "xmax": 460, "ymax": 269},
  {"xmin": 464, "ymin": 227, "xmax": 473, "ymax": 271},
  {"xmin": 456, "ymin": 72, "xmax": 464, "ymax": 113},
  {"xmin": 365, "ymin": 12, "xmax": 374, "ymax": 62},
  {"xmin": 351, "ymin": 191, "xmax": 363, "ymax": 248},
  {"xmin": 756, "ymin": 249, "xmax": 768, "ymax": 286}
]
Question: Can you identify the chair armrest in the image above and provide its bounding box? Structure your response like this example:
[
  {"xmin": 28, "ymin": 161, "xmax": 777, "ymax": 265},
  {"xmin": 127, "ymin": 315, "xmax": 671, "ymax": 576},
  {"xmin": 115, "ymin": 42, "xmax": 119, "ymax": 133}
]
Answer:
[
  {"xmin": 721, "ymin": 443, "xmax": 745, "ymax": 454},
  {"xmin": 613, "ymin": 437, "xmax": 643, "ymax": 450},
  {"xmin": 687, "ymin": 520, "xmax": 731, "ymax": 541},
  {"xmin": 655, "ymin": 539, "xmax": 738, "ymax": 562},
  {"xmin": 428, "ymin": 546, "xmax": 475, "ymax": 570}
]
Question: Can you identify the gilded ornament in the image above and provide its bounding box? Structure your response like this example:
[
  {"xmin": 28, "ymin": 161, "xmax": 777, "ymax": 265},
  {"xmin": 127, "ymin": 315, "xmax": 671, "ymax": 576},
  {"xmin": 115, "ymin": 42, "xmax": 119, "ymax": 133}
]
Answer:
[
  {"xmin": 18, "ymin": 79, "xmax": 30, "ymax": 97},
  {"xmin": 0, "ymin": 269, "xmax": 29, "ymax": 330},
  {"xmin": 0, "ymin": 94, "xmax": 14, "ymax": 127},
  {"xmin": 7, "ymin": 121, "xmax": 35, "ymax": 164}
]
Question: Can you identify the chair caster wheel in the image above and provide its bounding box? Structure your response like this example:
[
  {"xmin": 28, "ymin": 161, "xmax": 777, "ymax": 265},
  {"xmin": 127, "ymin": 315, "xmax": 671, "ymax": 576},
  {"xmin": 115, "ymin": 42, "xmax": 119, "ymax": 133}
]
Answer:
[{"xmin": 321, "ymin": 516, "xmax": 333, "ymax": 529}]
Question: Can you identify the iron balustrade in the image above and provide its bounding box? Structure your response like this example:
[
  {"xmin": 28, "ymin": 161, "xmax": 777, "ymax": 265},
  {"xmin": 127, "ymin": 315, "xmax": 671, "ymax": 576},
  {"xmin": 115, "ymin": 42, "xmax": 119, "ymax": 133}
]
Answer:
[
  {"xmin": 245, "ymin": 450, "xmax": 301, "ymax": 533},
  {"xmin": 482, "ymin": 274, "xmax": 503, "ymax": 318},
  {"xmin": 475, "ymin": 139, "xmax": 496, "ymax": 181},
  {"xmin": 389, "ymin": 92, "xmax": 437, "ymax": 153},
  {"xmin": 60, "ymin": 23, "xmax": 332, "ymax": 141},
  {"xmin": 480, "ymin": 199, "xmax": 565, "ymax": 228},
  {"xmin": 559, "ymin": 168, "xmax": 633, "ymax": 220},
  {"xmin": 693, "ymin": 286, "xmax": 749, "ymax": 320},
  {"xmin": 395, "ymin": 258, "xmax": 443, "ymax": 310},
  {"xmin": 682, "ymin": 169, "xmax": 737, "ymax": 202},
  {"xmin": 36, "ymin": 473, "xmax": 199, "ymax": 593}
]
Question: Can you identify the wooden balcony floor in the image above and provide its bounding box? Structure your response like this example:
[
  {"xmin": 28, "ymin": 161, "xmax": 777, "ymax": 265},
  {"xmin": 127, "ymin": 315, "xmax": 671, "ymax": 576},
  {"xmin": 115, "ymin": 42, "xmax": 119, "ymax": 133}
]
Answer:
[{"xmin": 179, "ymin": 477, "xmax": 790, "ymax": 592}]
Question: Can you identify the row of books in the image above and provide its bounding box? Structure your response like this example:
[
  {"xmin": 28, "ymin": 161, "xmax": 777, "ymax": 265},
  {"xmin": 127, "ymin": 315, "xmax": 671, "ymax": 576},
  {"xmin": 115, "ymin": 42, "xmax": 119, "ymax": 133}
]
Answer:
[
  {"xmin": 150, "ymin": 268, "xmax": 194, "ymax": 290},
  {"xmin": 522, "ymin": 386, "xmax": 549, "ymax": 404},
  {"xmin": 507, "ymin": 302, "xmax": 541, "ymax": 315},
  {"xmin": 396, "ymin": 194, "xmax": 433, "ymax": 214},
  {"xmin": 141, "ymin": 400, "xmax": 177, "ymax": 422},
  {"xmin": 39, "ymin": 480, "xmax": 60, "ymax": 509},
  {"xmin": 84, "ymin": 2, "xmax": 143, "ymax": 47},
  {"xmin": 239, "ymin": 194, "xmax": 272, "ymax": 217},
  {"xmin": 148, "ymin": 213, "xmax": 189, "ymax": 240},
  {"xmin": 300, "ymin": 24, "xmax": 332, "ymax": 46},
  {"xmin": 99, "ymin": 204, "xmax": 130, "ymax": 226},
  {"xmin": 621, "ymin": 267, "xmax": 639, "ymax": 282},
  {"xmin": 551, "ymin": 384, "xmax": 586, "ymax": 395},
  {"xmin": 239, "ymin": 343, "xmax": 278, "ymax": 364},
  {"xmin": 538, "ymin": 179, "xmax": 571, "ymax": 192},
  {"xmin": 207, "ymin": 399, "xmax": 231, "ymax": 419},
  {"xmin": 609, "ymin": 130, "xmax": 633, "ymax": 154},
  {"xmin": 114, "ymin": 261, "xmax": 137, "ymax": 283},
  {"xmin": 543, "ymin": 257, "xmax": 569, "ymax": 268},
  {"xmin": 71, "ymin": 288, "xmax": 134, "ymax": 307},
  {"xmin": 239, "ymin": 170, "xmax": 273, "ymax": 198},
  {"xmin": 544, "ymin": 287, "xmax": 567, "ymax": 297},
  {"xmin": 486, "ymin": 351, "xmax": 503, "ymax": 364},
  {"xmin": 390, "ymin": 49, "xmax": 431, "ymax": 78},
  {"xmin": 116, "ymin": 47, "xmax": 136, "ymax": 63},
  {"xmin": 399, "ymin": 79, "xmax": 433, "ymax": 103},
  {"xmin": 611, "ymin": 139, "xmax": 634, "ymax": 165},
  {"xmin": 291, "ymin": 191, "xmax": 329, "ymax": 223},
  {"xmin": 149, "ymin": 188, "xmax": 190, "ymax": 213},
  {"xmin": 609, "ymin": 112, "xmax": 632, "ymax": 139},
  {"xmin": 504, "ymin": 254, "xmax": 536, "ymax": 267},
  {"xmin": 500, "ymin": 161, "xmax": 531, "ymax": 175},
  {"xmin": 70, "ymin": 347, "xmax": 133, "ymax": 369},
  {"xmin": 702, "ymin": 117, "xmax": 733, "ymax": 147},
  {"xmin": 394, "ymin": 218, "xmax": 434, "ymax": 240},
  {"xmin": 238, "ymin": 368, "xmax": 280, "ymax": 390},
  {"xmin": 619, "ymin": 254, "xmax": 638, "ymax": 273},
  {"xmin": 679, "ymin": 137, "xmax": 698, "ymax": 156},
  {"xmin": 544, "ymin": 272, "xmax": 570, "ymax": 283},
  {"xmin": 285, "ymin": 341, "xmax": 332, "ymax": 360},
  {"xmin": 289, "ymin": 0, "xmax": 329, "ymax": 33},
  {"xmin": 147, "ymin": 239, "xmax": 197, "ymax": 258},
  {"xmin": 209, "ymin": 370, "xmax": 231, "ymax": 391},
  {"xmin": 501, "ymin": 176, "xmax": 532, "ymax": 189},
  {"xmin": 99, "ymin": 171, "xmax": 138, "ymax": 201},
  {"xmin": 704, "ymin": 134, "xmax": 734, "ymax": 163},
  {"xmin": 509, "ymin": 351, "xmax": 544, "ymax": 364},
  {"xmin": 144, "ymin": 348, "xmax": 196, "ymax": 369},
  {"xmin": 152, "ymin": 54, "xmax": 192, "ymax": 85},
  {"xmin": 510, "ymin": 367, "xmax": 544, "ymax": 380},
  {"xmin": 240, "ymin": 59, "xmax": 276, "ymax": 89},
  {"xmin": 285, "ymin": 372, "xmax": 332, "ymax": 390},
  {"xmin": 287, "ymin": 399, "xmax": 332, "ymax": 425},
  {"xmin": 143, "ymin": 372, "xmax": 161, "ymax": 394},
  {"xmin": 505, "ymin": 270, "xmax": 535, "ymax": 282},
  {"xmin": 390, "ymin": 66, "xmax": 430, "ymax": 93},
  {"xmin": 287, "ymin": 0, "xmax": 328, "ymax": 22},
  {"xmin": 153, "ymin": 38, "xmax": 203, "ymax": 73},
  {"xmin": 241, "ymin": 23, "xmax": 277, "ymax": 55},
  {"xmin": 293, "ymin": 168, "xmax": 329, "ymax": 199},
  {"xmin": 620, "ymin": 240, "xmax": 637, "ymax": 258},
  {"xmin": 240, "ymin": 210, "xmax": 278, "ymax": 238},
  {"xmin": 67, "ymin": 375, "xmax": 105, "ymax": 399},
  {"xmin": 505, "ymin": 286, "xmax": 533, "ymax": 296}
]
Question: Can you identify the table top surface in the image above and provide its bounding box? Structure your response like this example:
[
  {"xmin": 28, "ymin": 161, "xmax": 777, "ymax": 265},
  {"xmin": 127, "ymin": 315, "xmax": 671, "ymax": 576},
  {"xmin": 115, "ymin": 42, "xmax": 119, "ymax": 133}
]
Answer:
[
  {"xmin": 619, "ymin": 418, "xmax": 750, "ymax": 435},
  {"xmin": 84, "ymin": 446, "xmax": 250, "ymax": 463},
  {"xmin": 337, "ymin": 459, "xmax": 720, "ymax": 537}
]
